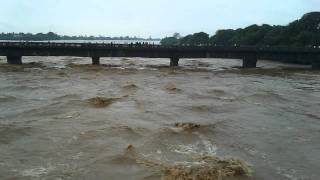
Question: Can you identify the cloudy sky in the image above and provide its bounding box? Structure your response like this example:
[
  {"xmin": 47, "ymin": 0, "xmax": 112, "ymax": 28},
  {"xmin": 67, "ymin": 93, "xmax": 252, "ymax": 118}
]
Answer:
[{"xmin": 0, "ymin": 0, "xmax": 319, "ymax": 38}]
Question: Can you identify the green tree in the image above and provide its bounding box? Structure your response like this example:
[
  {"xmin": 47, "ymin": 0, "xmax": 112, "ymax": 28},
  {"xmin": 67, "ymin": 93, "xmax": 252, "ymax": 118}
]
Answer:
[
  {"xmin": 192, "ymin": 32, "xmax": 209, "ymax": 45},
  {"xmin": 180, "ymin": 35, "xmax": 193, "ymax": 45},
  {"xmin": 262, "ymin": 26, "xmax": 285, "ymax": 45},
  {"xmin": 160, "ymin": 37, "xmax": 179, "ymax": 46},
  {"xmin": 209, "ymin": 29, "xmax": 236, "ymax": 45},
  {"xmin": 173, "ymin": 32, "xmax": 181, "ymax": 39},
  {"xmin": 179, "ymin": 32, "xmax": 209, "ymax": 46}
]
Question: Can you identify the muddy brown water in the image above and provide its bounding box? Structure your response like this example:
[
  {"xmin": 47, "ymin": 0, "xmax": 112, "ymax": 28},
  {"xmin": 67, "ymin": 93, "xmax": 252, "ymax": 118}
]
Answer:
[{"xmin": 0, "ymin": 56, "xmax": 319, "ymax": 180}]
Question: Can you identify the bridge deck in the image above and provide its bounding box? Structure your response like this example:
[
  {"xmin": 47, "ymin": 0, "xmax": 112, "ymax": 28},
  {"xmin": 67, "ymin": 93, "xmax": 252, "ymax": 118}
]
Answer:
[
  {"xmin": 0, "ymin": 42, "xmax": 319, "ymax": 68},
  {"xmin": 0, "ymin": 41, "xmax": 319, "ymax": 52}
]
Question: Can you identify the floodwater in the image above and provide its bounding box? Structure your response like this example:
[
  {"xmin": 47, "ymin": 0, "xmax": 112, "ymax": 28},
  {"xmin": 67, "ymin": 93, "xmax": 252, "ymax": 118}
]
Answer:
[{"xmin": 0, "ymin": 56, "xmax": 319, "ymax": 180}]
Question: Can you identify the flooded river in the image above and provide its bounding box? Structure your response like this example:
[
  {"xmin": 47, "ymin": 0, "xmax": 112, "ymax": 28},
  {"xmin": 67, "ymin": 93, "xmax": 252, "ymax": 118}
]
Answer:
[{"xmin": 0, "ymin": 56, "xmax": 319, "ymax": 180}]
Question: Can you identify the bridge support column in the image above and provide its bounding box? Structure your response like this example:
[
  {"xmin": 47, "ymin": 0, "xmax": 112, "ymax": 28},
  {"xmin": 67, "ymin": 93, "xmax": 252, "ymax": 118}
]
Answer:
[
  {"xmin": 7, "ymin": 56, "xmax": 22, "ymax": 65},
  {"xmin": 312, "ymin": 60, "xmax": 320, "ymax": 69},
  {"xmin": 92, "ymin": 56, "xmax": 100, "ymax": 65},
  {"xmin": 242, "ymin": 54, "xmax": 257, "ymax": 68},
  {"xmin": 170, "ymin": 57, "xmax": 179, "ymax": 67}
]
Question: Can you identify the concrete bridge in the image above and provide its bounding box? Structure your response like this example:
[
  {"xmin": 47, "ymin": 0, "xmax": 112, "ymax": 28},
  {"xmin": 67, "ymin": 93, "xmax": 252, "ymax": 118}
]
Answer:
[{"xmin": 0, "ymin": 41, "xmax": 320, "ymax": 68}]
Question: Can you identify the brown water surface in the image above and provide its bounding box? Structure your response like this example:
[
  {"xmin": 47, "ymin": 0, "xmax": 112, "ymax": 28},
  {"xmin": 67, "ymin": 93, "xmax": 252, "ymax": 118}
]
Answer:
[{"xmin": 0, "ymin": 56, "xmax": 319, "ymax": 180}]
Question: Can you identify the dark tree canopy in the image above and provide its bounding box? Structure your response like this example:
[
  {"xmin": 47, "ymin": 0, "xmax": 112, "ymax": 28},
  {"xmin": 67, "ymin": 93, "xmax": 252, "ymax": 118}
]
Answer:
[
  {"xmin": 209, "ymin": 29, "xmax": 236, "ymax": 46},
  {"xmin": 161, "ymin": 12, "xmax": 320, "ymax": 47},
  {"xmin": 179, "ymin": 35, "xmax": 194, "ymax": 45},
  {"xmin": 160, "ymin": 36, "xmax": 180, "ymax": 46},
  {"xmin": 191, "ymin": 32, "xmax": 210, "ymax": 45}
]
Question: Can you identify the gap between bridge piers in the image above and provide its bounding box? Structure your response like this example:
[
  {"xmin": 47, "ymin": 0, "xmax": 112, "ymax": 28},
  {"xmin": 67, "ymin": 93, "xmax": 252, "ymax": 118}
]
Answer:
[
  {"xmin": 169, "ymin": 55, "xmax": 258, "ymax": 68},
  {"xmin": 90, "ymin": 56, "xmax": 181, "ymax": 67}
]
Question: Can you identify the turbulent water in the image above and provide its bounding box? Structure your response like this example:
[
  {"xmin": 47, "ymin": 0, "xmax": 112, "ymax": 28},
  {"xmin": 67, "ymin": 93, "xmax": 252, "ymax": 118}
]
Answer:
[{"xmin": 0, "ymin": 56, "xmax": 319, "ymax": 180}]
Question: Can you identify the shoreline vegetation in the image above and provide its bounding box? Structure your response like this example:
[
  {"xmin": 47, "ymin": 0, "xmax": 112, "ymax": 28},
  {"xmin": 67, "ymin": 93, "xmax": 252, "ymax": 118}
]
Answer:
[{"xmin": 161, "ymin": 12, "xmax": 320, "ymax": 47}]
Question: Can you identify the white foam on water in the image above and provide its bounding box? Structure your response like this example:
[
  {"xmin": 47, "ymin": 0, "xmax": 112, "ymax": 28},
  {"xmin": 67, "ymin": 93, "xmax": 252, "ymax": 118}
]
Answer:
[
  {"xmin": 21, "ymin": 165, "xmax": 55, "ymax": 177},
  {"xmin": 170, "ymin": 132, "xmax": 217, "ymax": 156},
  {"xmin": 72, "ymin": 152, "xmax": 84, "ymax": 160}
]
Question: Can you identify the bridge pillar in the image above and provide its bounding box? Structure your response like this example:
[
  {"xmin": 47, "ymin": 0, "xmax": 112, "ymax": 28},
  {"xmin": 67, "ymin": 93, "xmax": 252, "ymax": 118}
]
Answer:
[
  {"xmin": 312, "ymin": 60, "xmax": 320, "ymax": 69},
  {"xmin": 242, "ymin": 54, "xmax": 257, "ymax": 68},
  {"xmin": 170, "ymin": 57, "xmax": 179, "ymax": 67},
  {"xmin": 7, "ymin": 56, "xmax": 22, "ymax": 65},
  {"xmin": 92, "ymin": 56, "xmax": 100, "ymax": 65}
]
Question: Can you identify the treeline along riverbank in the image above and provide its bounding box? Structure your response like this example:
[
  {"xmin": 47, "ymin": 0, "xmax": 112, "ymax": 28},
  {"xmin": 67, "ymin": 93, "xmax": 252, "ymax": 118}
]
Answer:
[{"xmin": 161, "ymin": 12, "xmax": 320, "ymax": 47}]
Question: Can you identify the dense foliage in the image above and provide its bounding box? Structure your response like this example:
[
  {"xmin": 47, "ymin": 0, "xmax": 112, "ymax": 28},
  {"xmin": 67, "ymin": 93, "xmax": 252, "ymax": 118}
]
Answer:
[
  {"xmin": 0, "ymin": 32, "xmax": 159, "ymax": 41},
  {"xmin": 161, "ymin": 12, "xmax": 320, "ymax": 47}
]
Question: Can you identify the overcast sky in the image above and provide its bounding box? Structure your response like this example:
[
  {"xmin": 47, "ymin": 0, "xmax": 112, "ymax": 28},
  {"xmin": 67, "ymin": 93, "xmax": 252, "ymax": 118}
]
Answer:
[{"xmin": 0, "ymin": 0, "xmax": 319, "ymax": 38}]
